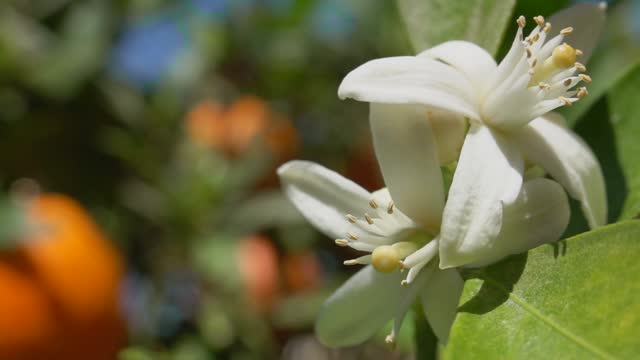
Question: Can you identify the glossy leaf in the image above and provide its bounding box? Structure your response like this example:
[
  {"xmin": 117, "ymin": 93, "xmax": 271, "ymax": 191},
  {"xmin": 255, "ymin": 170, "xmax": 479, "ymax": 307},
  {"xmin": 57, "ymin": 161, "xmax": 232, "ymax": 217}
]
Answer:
[
  {"xmin": 444, "ymin": 221, "xmax": 640, "ymax": 359},
  {"xmin": 608, "ymin": 67, "xmax": 640, "ymax": 220},
  {"xmin": 396, "ymin": 0, "xmax": 516, "ymax": 55},
  {"xmin": 562, "ymin": 1, "xmax": 640, "ymax": 126}
]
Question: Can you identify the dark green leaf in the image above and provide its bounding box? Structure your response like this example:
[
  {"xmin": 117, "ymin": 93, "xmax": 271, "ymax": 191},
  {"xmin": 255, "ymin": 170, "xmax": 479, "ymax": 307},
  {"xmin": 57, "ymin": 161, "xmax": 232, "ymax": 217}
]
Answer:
[
  {"xmin": 608, "ymin": 67, "xmax": 640, "ymax": 220},
  {"xmin": 444, "ymin": 221, "xmax": 640, "ymax": 359}
]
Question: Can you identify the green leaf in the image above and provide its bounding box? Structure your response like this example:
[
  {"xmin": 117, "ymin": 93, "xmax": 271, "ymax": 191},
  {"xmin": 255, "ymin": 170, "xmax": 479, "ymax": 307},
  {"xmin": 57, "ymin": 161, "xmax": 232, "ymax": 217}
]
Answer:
[
  {"xmin": 444, "ymin": 221, "xmax": 640, "ymax": 359},
  {"xmin": 608, "ymin": 66, "xmax": 640, "ymax": 220},
  {"xmin": 562, "ymin": 1, "xmax": 640, "ymax": 127},
  {"xmin": 396, "ymin": 0, "xmax": 516, "ymax": 55}
]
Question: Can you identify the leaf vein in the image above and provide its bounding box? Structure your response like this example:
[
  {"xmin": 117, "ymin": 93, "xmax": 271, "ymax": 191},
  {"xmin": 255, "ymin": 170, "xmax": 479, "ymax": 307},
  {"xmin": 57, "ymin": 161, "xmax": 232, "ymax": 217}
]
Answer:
[{"xmin": 482, "ymin": 275, "xmax": 617, "ymax": 360}]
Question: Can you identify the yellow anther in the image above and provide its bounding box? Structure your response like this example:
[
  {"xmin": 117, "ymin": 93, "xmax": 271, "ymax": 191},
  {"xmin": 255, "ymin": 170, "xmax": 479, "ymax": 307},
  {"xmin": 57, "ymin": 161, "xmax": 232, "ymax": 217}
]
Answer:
[
  {"xmin": 369, "ymin": 199, "xmax": 378, "ymax": 209},
  {"xmin": 579, "ymin": 74, "xmax": 592, "ymax": 83},
  {"xmin": 347, "ymin": 232, "xmax": 359, "ymax": 240},
  {"xmin": 335, "ymin": 239, "xmax": 349, "ymax": 247},
  {"xmin": 577, "ymin": 87, "xmax": 588, "ymax": 98},
  {"xmin": 543, "ymin": 23, "xmax": 552, "ymax": 33},
  {"xmin": 575, "ymin": 49, "xmax": 583, "ymax": 56},
  {"xmin": 364, "ymin": 213, "xmax": 374, "ymax": 224},
  {"xmin": 372, "ymin": 246, "xmax": 400, "ymax": 273},
  {"xmin": 346, "ymin": 214, "xmax": 357, "ymax": 223},
  {"xmin": 534, "ymin": 15, "xmax": 545, "ymax": 27},
  {"xmin": 517, "ymin": 16, "xmax": 526, "ymax": 28},
  {"xmin": 387, "ymin": 201, "xmax": 395, "ymax": 214},
  {"xmin": 559, "ymin": 96, "xmax": 573, "ymax": 106},
  {"xmin": 560, "ymin": 27, "xmax": 574, "ymax": 35},
  {"xmin": 552, "ymin": 43, "xmax": 577, "ymax": 69},
  {"xmin": 575, "ymin": 62, "xmax": 587, "ymax": 72},
  {"xmin": 343, "ymin": 259, "xmax": 358, "ymax": 265}
]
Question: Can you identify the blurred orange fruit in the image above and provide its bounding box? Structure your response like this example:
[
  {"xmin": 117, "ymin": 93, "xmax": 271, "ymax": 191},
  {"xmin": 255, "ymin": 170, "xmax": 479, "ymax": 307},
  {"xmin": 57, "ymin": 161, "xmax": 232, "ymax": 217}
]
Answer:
[
  {"xmin": 282, "ymin": 251, "xmax": 322, "ymax": 293},
  {"xmin": 185, "ymin": 96, "xmax": 298, "ymax": 159},
  {"xmin": 184, "ymin": 100, "xmax": 227, "ymax": 150},
  {"xmin": 236, "ymin": 235, "xmax": 280, "ymax": 312},
  {"xmin": 0, "ymin": 193, "xmax": 126, "ymax": 359}
]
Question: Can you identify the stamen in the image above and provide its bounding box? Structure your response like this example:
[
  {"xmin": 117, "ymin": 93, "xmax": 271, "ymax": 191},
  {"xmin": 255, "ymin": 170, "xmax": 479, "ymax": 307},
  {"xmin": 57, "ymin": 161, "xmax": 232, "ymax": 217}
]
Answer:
[
  {"xmin": 575, "ymin": 62, "xmax": 586, "ymax": 72},
  {"xmin": 533, "ymin": 15, "xmax": 545, "ymax": 27},
  {"xmin": 345, "ymin": 214, "xmax": 357, "ymax": 223},
  {"xmin": 560, "ymin": 27, "xmax": 574, "ymax": 35},
  {"xmin": 543, "ymin": 23, "xmax": 552, "ymax": 33},
  {"xmin": 577, "ymin": 87, "xmax": 588, "ymax": 98},
  {"xmin": 347, "ymin": 232, "xmax": 359, "ymax": 240},
  {"xmin": 538, "ymin": 82, "xmax": 550, "ymax": 90},
  {"xmin": 335, "ymin": 239, "xmax": 348, "ymax": 247},
  {"xmin": 575, "ymin": 49, "xmax": 583, "ymax": 56},
  {"xmin": 517, "ymin": 15, "xmax": 526, "ymax": 28},
  {"xmin": 344, "ymin": 255, "xmax": 372, "ymax": 266},
  {"xmin": 579, "ymin": 74, "xmax": 592, "ymax": 83},
  {"xmin": 387, "ymin": 201, "xmax": 395, "ymax": 214},
  {"xmin": 559, "ymin": 96, "xmax": 573, "ymax": 106},
  {"xmin": 385, "ymin": 335, "xmax": 396, "ymax": 348},
  {"xmin": 364, "ymin": 213, "xmax": 374, "ymax": 224},
  {"xmin": 369, "ymin": 199, "xmax": 378, "ymax": 209}
]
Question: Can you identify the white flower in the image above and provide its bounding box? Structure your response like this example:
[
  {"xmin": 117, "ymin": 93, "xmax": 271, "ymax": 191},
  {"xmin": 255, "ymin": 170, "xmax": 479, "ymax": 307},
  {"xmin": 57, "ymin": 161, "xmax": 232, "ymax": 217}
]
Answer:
[
  {"xmin": 338, "ymin": 3, "xmax": 608, "ymax": 268},
  {"xmin": 277, "ymin": 107, "xmax": 570, "ymax": 346}
]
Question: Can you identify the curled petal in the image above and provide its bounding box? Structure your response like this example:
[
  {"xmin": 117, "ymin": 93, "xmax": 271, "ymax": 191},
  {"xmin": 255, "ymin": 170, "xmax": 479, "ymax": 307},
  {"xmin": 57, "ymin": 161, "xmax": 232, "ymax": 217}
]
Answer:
[
  {"xmin": 278, "ymin": 161, "xmax": 370, "ymax": 239},
  {"xmin": 514, "ymin": 116, "xmax": 607, "ymax": 228},
  {"xmin": 315, "ymin": 266, "xmax": 404, "ymax": 347},
  {"xmin": 370, "ymin": 103, "xmax": 445, "ymax": 233},
  {"xmin": 338, "ymin": 56, "xmax": 480, "ymax": 120},
  {"xmin": 439, "ymin": 124, "xmax": 524, "ymax": 268},
  {"xmin": 466, "ymin": 178, "xmax": 570, "ymax": 267}
]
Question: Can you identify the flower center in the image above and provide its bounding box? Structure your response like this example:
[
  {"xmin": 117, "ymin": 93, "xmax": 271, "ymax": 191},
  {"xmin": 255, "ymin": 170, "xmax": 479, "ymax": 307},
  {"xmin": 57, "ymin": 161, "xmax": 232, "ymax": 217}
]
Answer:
[
  {"xmin": 481, "ymin": 15, "xmax": 591, "ymax": 129},
  {"xmin": 371, "ymin": 242, "xmax": 418, "ymax": 273},
  {"xmin": 337, "ymin": 195, "xmax": 430, "ymax": 270}
]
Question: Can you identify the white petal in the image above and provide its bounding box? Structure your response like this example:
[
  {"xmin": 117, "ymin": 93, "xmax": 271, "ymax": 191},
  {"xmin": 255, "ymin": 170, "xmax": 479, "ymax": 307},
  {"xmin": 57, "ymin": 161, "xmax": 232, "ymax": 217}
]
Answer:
[
  {"xmin": 466, "ymin": 178, "xmax": 570, "ymax": 267},
  {"xmin": 338, "ymin": 56, "xmax": 480, "ymax": 120},
  {"xmin": 370, "ymin": 103, "xmax": 444, "ymax": 233},
  {"xmin": 427, "ymin": 108, "xmax": 468, "ymax": 165},
  {"xmin": 548, "ymin": 2, "xmax": 607, "ymax": 63},
  {"xmin": 315, "ymin": 266, "xmax": 404, "ymax": 347},
  {"xmin": 277, "ymin": 161, "xmax": 370, "ymax": 239},
  {"xmin": 420, "ymin": 268, "xmax": 464, "ymax": 343},
  {"xmin": 513, "ymin": 116, "xmax": 607, "ymax": 228},
  {"xmin": 418, "ymin": 40, "xmax": 497, "ymax": 95},
  {"xmin": 439, "ymin": 124, "xmax": 524, "ymax": 268}
]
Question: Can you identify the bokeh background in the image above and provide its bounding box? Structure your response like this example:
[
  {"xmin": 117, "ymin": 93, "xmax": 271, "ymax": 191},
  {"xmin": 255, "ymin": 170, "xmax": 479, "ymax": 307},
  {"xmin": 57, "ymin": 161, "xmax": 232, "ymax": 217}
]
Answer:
[{"xmin": 0, "ymin": 0, "xmax": 637, "ymax": 359}]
